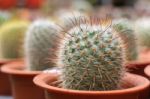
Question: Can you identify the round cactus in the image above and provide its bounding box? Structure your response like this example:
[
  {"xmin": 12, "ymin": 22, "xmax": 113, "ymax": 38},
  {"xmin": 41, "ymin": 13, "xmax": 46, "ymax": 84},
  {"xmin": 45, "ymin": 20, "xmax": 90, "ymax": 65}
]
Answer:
[
  {"xmin": 25, "ymin": 20, "xmax": 60, "ymax": 71},
  {"xmin": 113, "ymin": 19, "xmax": 138, "ymax": 61},
  {"xmin": 0, "ymin": 20, "xmax": 29, "ymax": 60},
  {"xmin": 55, "ymin": 17, "xmax": 127, "ymax": 91},
  {"xmin": 134, "ymin": 18, "xmax": 150, "ymax": 49}
]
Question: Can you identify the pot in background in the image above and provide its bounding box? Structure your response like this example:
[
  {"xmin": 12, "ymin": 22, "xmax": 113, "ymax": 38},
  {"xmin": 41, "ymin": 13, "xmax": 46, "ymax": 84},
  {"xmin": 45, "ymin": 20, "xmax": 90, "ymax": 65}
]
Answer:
[
  {"xmin": 0, "ymin": 59, "xmax": 18, "ymax": 95},
  {"xmin": 126, "ymin": 50, "xmax": 150, "ymax": 77},
  {"xmin": 1, "ymin": 60, "xmax": 45, "ymax": 99},
  {"xmin": 144, "ymin": 65, "xmax": 150, "ymax": 79}
]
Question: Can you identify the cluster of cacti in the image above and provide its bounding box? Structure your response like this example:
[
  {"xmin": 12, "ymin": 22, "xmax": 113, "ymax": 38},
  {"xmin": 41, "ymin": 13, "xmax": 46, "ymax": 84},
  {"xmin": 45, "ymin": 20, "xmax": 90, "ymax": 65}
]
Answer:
[
  {"xmin": 54, "ymin": 17, "xmax": 128, "ymax": 91},
  {"xmin": 134, "ymin": 18, "xmax": 150, "ymax": 49},
  {"xmin": 25, "ymin": 20, "xmax": 60, "ymax": 71},
  {"xmin": 0, "ymin": 20, "xmax": 29, "ymax": 60},
  {"xmin": 113, "ymin": 19, "xmax": 138, "ymax": 61}
]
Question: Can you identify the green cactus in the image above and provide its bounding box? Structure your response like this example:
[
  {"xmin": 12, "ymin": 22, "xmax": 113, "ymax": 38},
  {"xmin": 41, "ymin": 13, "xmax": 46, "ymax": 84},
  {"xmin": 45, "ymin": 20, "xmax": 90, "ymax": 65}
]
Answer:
[
  {"xmin": 113, "ymin": 19, "xmax": 138, "ymax": 61},
  {"xmin": 134, "ymin": 18, "xmax": 150, "ymax": 48},
  {"xmin": 0, "ymin": 20, "xmax": 29, "ymax": 60},
  {"xmin": 56, "ymin": 17, "xmax": 127, "ymax": 91},
  {"xmin": 0, "ymin": 11, "xmax": 11, "ymax": 26},
  {"xmin": 25, "ymin": 20, "xmax": 60, "ymax": 71}
]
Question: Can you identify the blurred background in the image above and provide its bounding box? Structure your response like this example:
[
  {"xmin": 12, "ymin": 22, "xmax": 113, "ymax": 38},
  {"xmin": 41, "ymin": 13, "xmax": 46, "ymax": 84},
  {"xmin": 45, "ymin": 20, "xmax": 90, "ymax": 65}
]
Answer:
[{"xmin": 0, "ymin": 0, "xmax": 149, "ymax": 23}]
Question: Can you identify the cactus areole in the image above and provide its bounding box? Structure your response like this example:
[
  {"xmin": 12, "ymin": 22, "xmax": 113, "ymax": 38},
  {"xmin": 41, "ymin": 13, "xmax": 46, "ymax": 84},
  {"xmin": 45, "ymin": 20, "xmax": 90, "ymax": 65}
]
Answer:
[{"xmin": 55, "ymin": 17, "xmax": 127, "ymax": 91}]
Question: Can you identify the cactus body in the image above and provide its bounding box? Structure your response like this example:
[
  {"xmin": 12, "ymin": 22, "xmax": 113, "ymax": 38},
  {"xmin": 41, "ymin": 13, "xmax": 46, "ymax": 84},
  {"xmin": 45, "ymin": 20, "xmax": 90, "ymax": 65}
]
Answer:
[
  {"xmin": 0, "ymin": 20, "xmax": 29, "ymax": 60},
  {"xmin": 25, "ymin": 20, "xmax": 59, "ymax": 71},
  {"xmin": 113, "ymin": 19, "xmax": 138, "ymax": 61},
  {"xmin": 56, "ymin": 17, "xmax": 126, "ymax": 91}
]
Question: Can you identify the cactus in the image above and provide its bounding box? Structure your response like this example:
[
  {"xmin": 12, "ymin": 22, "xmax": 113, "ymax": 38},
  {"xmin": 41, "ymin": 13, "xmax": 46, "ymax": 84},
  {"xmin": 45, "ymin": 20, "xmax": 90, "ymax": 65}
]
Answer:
[
  {"xmin": 113, "ymin": 19, "xmax": 138, "ymax": 61},
  {"xmin": 0, "ymin": 20, "xmax": 29, "ymax": 60},
  {"xmin": 0, "ymin": 11, "xmax": 11, "ymax": 26},
  {"xmin": 25, "ymin": 20, "xmax": 60, "ymax": 71},
  {"xmin": 55, "ymin": 17, "xmax": 127, "ymax": 91},
  {"xmin": 134, "ymin": 18, "xmax": 150, "ymax": 48}
]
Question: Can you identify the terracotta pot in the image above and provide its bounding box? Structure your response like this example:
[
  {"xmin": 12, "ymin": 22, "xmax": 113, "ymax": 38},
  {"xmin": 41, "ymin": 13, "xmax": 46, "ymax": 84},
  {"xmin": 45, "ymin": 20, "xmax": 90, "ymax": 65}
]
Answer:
[
  {"xmin": 1, "ymin": 60, "xmax": 45, "ymax": 99},
  {"xmin": 33, "ymin": 73, "xmax": 150, "ymax": 99},
  {"xmin": 144, "ymin": 65, "xmax": 150, "ymax": 79},
  {"xmin": 26, "ymin": 0, "xmax": 44, "ymax": 8},
  {"xmin": 0, "ymin": 59, "xmax": 17, "ymax": 95},
  {"xmin": 0, "ymin": 0, "xmax": 17, "ymax": 9},
  {"xmin": 126, "ymin": 50, "xmax": 150, "ymax": 77}
]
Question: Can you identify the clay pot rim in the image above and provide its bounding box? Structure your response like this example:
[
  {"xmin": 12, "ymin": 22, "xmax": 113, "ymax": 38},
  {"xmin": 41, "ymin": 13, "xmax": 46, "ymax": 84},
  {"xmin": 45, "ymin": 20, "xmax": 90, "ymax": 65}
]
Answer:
[
  {"xmin": 127, "ymin": 60, "xmax": 150, "ymax": 68},
  {"xmin": 33, "ymin": 73, "xmax": 150, "ymax": 95},
  {"xmin": 0, "ymin": 58, "xmax": 23, "ymax": 64},
  {"xmin": 144, "ymin": 65, "xmax": 150, "ymax": 77},
  {"xmin": 1, "ymin": 60, "xmax": 41, "ymax": 76}
]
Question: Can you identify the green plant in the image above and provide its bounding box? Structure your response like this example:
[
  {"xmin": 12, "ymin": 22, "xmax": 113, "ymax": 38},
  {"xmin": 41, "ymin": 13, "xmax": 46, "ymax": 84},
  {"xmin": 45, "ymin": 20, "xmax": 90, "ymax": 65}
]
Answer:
[
  {"xmin": 55, "ymin": 17, "xmax": 127, "ymax": 91},
  {"xmin": 0, "ymin": 20, "xmax": 29, "ymax": 60},
  {"xmin": 0, "ymin": 11, "xmax": 11, "ymax": 26},
  {"xmin": 134, "ymin": 18, "xmax": 150, "ymax": 49},
  {"xmin": 113, "ymin": 19, "xmax": 138, "ymax": 61},
  {"xmin": 25, "ymin": 20, "xmax": 59, "ymax": 71}
]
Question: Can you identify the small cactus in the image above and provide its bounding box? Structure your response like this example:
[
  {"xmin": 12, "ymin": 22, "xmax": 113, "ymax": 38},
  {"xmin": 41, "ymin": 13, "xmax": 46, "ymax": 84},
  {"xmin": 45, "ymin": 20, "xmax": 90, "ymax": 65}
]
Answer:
[
  {"xmin": 55, "ymin": 17, "xmax": 127, "ymax": 91},
  {"xmin": 134, "ymin": 18, "xmax": 150, "ymax": 49},
  {"xmin": 25, "ymin": 20, "xmax": 60, "ymax": 71},
  {"xmin": 0, "ymin": 20, "xmax": 29, "ymax": 60},
  {"xmin": 113, "ymin": 19, "xmax": 138, "ymax": 61}
]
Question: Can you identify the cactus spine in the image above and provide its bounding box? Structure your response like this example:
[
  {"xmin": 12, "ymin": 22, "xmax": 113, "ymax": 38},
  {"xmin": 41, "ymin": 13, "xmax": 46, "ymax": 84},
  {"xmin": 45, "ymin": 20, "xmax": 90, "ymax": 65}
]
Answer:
[
  {"xmin": 56, "ymin": 17, "xmax": 127, "ymax": 91},
  {"xmin": 0, "ymin": 20, "xmax": 29, "ymax": 60},
  {"xmin": 25, "ymin": 20, "xmax": 60, "ymax": 71},
  {"xmin": 113, "ymin": 19, "xmax": 138, "ymax": 61}
]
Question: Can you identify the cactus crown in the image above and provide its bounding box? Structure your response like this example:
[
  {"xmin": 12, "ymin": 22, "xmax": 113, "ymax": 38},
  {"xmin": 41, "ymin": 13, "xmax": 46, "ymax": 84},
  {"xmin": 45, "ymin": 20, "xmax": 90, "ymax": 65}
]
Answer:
[
  {"xmin": 25, "ymin": 20, "xmax": 60, "ymax": 71},
  {"xmin": 0, "ymin": 21, "xmax": 29, "ymax": 60},
  {"xmin": 113, "ymin": 19, "xmax": 138, "ymax": 61},
  {"xmin": 55, "ymin": 16, "xmax": 127, "ymax": 91}
]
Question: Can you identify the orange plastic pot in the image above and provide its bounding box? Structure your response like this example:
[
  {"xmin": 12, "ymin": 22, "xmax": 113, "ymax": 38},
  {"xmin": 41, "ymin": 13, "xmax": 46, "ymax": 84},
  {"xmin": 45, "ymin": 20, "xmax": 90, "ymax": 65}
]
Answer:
[
  {"xmin": 0, "ymin": 0, "xmax": 17, "ymax": 9},
  {"xmin": 33, "ymin": 73, "xmax": 150, "ymax": 99},
  {"xmin": 1, "ymin": 60, "xmax": 45, "ymax": 99},
  {"xmin": 0, "ymin": 59, "xmax": 12, "ymax": 95}
]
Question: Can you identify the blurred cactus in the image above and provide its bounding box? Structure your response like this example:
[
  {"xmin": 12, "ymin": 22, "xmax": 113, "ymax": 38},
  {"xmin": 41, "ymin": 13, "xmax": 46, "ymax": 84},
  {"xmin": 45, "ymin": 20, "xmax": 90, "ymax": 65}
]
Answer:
[
  {"xmin": 0, "ymin": 20, "xmax": 29, "ymax": 60},
  {"xmin": 71, "ymin": 0, "xmax": 93, "ymax": 13},
  {"xmin": 55, "ymin": 17, "xmax": 127, "ymax": 91},
  {"xmin": 0, "ymin": 11, "xmax": 11, "ymax": 26},
  {"xmin": 134, "ymin": 18, "xmax": 150, "ymax": 49},
  {"xmin": 56, "ymin": 10, "xmax": 86, "ymax": 28},
  {"xmin": 25, "ymin": 20, "xmax": 60, "ymax": 71},
  {"xmin": 113, "ymin": 19, "xmax": 138, "ymax": 61}
]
